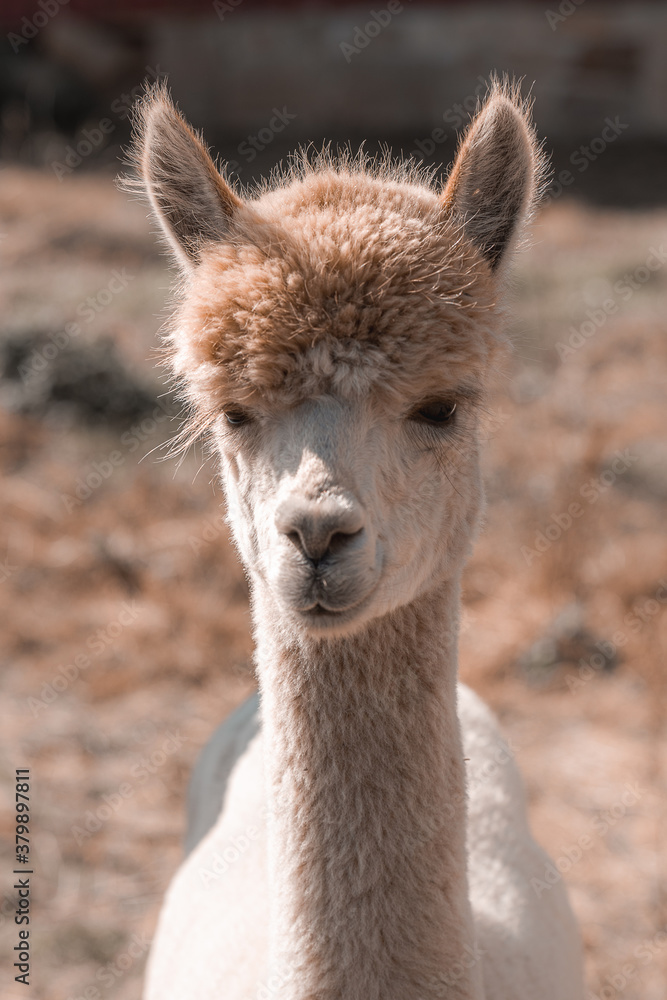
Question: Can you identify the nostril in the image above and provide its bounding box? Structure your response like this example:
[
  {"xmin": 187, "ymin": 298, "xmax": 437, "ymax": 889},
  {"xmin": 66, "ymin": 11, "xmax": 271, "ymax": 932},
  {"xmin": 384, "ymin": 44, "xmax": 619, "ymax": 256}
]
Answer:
[
  {"xmin": 275, "ymin": 495, "xmax": 366, "ymax": 564},
  {"xmin": 284, "ymin": 526, "xmax": 322, "ymax": 563},
  {"xmin": 327, "ymin": 527, "xmax": 364, "ymax": 558},
  {"xmin": 299, "ymin": 525, "xmax": 364, "ymax": 565},
  {"xmin": 280, "ymin": 519, "xmax": 365, "ymax": 565},
  {"xmin": 286, "ymin": 530, "xmax": 304, "ymax": 553}
]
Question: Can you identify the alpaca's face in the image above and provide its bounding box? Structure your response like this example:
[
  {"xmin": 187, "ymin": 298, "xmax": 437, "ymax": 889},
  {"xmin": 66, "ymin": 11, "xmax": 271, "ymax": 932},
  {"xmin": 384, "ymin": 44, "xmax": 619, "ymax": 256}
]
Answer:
[
  {"xmin": 132, "ymin": 84, "xmax": 538, "ymax": 635},
  {"xmin": 159, "ymin": 167, "xmax": 506, "ymax": 636},
  {"xmin": 212, "ymin": 382, "xmax": 484, "ymax": 635},
  {"xmin": 171, "ymin": 169, "xmax": 504, "ymax": 637}
]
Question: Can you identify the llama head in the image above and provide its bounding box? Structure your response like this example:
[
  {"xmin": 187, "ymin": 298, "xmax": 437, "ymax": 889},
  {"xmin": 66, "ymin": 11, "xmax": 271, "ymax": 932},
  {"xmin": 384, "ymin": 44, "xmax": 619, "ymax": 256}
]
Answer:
[{"xmin": 131, "ymin": 81, "xmax": 542, "ymax": 637}]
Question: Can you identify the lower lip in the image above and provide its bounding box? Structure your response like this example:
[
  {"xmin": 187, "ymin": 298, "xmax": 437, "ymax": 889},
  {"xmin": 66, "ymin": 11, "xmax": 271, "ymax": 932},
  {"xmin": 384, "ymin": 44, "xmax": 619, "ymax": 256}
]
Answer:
[
  {"xmin": 296, "ymin": 598, "xmax": 370, "ymax": 628},
  {"xmin": 290, "ymin": 565, "xmax": 383, "ymax": 626},
  {"xmin": 301, "ymin": 603, "xmax": 346, "ymax": 617}
]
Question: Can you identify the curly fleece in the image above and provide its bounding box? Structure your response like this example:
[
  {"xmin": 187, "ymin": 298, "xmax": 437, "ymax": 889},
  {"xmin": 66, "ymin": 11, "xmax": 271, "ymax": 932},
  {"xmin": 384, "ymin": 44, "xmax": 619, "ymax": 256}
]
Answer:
[
  {"xmin": 125, "ymin": 79, "xmax": 545, "ymax": 427},
  {"xmin": 172, "ymin": 172, "xmax": 502, "ymax": 415}
]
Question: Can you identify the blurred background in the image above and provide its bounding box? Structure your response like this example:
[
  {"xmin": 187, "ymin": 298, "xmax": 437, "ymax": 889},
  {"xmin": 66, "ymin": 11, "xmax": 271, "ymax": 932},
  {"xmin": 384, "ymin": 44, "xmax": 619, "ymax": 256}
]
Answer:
[{"xmin": 0, "ymin": 2, "xmax": 665, "ymax": 998}]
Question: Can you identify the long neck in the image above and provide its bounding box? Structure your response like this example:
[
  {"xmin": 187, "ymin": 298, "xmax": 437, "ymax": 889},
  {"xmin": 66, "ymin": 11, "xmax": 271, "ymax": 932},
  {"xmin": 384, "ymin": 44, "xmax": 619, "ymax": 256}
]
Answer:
[{"xmin": 253, "ymin": 581, "xmax": 484, "ymax": 1000}]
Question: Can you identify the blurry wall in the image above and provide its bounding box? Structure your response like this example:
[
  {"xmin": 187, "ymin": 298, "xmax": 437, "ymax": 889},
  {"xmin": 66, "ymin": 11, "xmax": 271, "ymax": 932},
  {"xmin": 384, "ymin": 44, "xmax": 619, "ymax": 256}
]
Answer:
[{"xmin": 1, "ymin": 1, "xmax": 667, "ymax": 203}]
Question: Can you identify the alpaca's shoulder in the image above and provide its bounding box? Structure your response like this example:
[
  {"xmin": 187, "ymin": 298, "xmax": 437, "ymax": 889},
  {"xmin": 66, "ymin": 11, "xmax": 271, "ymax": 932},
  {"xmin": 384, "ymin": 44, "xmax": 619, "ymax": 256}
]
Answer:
[
  {"xmin": 457, "ymin": 682, "xmax": 532, "ymax": 854},
  {"xmin": 145, "ymin": 704, "xmax": 267, "ymax": 1000},
  {"xmin": 458, "ymin": 681, "xmax": 536, "ymax": 868},
  {"xmin": 457, "ymin": 682, "xmax": 527, "ymax": 817}
]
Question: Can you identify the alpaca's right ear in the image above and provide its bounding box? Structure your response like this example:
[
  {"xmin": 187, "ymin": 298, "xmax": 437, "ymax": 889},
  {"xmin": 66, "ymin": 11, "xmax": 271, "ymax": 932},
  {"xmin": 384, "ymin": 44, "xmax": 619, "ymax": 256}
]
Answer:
[{"xmin": 128, "ymin": 85, "xmax": 242, "ymax": 271}]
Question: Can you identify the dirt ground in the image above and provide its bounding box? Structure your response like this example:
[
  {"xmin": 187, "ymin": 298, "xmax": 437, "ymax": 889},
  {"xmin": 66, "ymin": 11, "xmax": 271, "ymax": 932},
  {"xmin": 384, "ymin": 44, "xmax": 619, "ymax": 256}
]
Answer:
[{"xmin": 0, "ymin": 166, "xmax": 665, "ymax": 1000}]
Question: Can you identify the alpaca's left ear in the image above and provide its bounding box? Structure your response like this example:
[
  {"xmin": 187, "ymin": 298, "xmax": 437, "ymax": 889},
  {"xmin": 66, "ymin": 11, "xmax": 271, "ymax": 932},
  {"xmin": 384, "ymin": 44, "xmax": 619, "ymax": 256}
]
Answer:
[
  {"xmin": 126, "ymin": 83, "xmax": 243, "ymax": 271},
  {"xmin": 442, "ymin": 83, "xmax": 541, "ymax": 270}
]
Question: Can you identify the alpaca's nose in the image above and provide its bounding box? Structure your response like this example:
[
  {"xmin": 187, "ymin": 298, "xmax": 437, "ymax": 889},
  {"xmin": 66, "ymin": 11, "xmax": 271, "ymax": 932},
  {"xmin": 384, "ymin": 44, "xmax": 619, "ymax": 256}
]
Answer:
[{"xmin": 275, "ymin": 494, "xmax": 366, "ymax": 565}]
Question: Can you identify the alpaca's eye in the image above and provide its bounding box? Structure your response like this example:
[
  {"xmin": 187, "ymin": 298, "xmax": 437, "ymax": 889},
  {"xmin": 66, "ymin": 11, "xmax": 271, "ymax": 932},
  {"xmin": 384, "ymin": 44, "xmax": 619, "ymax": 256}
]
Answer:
[
  {"xmin": 224, "ymin": 409, "xmax": 251, "ymax": 427},
  {"xmin": 411, "ymin": 400, "xmax": 457, "ymax": 425}
]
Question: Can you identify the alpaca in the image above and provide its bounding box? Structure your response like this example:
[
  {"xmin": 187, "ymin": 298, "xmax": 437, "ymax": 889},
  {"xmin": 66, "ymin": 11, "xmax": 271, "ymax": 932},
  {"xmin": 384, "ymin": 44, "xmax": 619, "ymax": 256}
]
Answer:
[{"xmin": 128, "ymin": 81, "xmax": 584, "ymax": 1000}]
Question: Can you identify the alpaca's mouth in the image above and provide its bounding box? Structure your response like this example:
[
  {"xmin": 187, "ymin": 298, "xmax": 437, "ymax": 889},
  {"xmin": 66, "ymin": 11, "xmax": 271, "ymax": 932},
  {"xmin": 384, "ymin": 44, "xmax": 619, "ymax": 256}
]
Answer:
[
  {"xmin": 293, "ymin": 581, "xmax": 380, "ymax": 632},
  {"xmin": 299, "ymin": 582, "xmax": 376, "ymax": 618},
  {"xmin": 296, "ymin": 601, "xmax": 365, "ymax": 632},
  {"xmin": 277, "ymin": 547, "xmax": 384, "ymax": 632},
  {"xmin": 303, "ymin": 603, "xmax": 343, "ymax": 617}
]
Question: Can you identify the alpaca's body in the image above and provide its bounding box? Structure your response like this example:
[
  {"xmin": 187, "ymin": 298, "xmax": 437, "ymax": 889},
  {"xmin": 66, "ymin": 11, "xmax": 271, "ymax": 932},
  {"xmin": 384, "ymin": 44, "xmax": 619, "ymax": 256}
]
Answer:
[
  {"xmin": 147, "ymin": 683, "xmax": 582, "ymax": 1000},
  {"xmin": 128, "ymin": 79, "xmax": 584, "ymax": 998}
]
